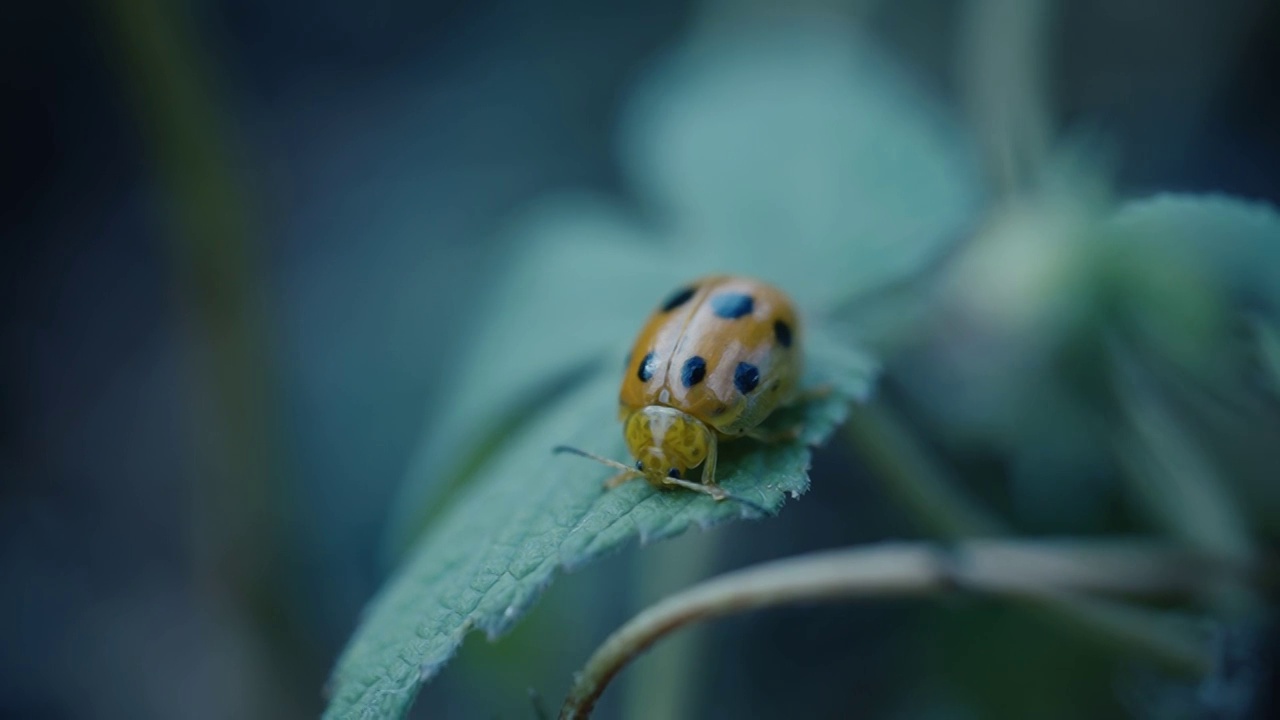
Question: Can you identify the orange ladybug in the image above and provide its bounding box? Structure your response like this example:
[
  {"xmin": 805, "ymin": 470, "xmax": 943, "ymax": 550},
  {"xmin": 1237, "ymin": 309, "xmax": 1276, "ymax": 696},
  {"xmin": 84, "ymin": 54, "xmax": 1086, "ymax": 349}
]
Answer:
[{"xmin": 556, "ymin": 275, "xmax": 810, "ymax": 501}]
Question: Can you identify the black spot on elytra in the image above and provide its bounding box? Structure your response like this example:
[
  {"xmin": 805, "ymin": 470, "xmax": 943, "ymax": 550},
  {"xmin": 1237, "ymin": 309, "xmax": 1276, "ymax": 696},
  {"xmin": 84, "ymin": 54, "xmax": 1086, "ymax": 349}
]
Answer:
[
  {"xmin": 661, "ymin": 286, "xmax": 697, "ymax": 312},
  {"xmin": 681, "ymin": 356, "xmax": 707, "ymax": 387},
  {"xmin": 636, "ymin": 460, "xmax": 644, "ymax": 471},
  {"xmin": 734, "ymin": 362, "xmax": 760, "ymax": 394},
  {"xmin": 637, "ymin": 351, "xmax": 657, "ymax": 382},
  {"xmin": 668, "ymin": 468, "xmax": 682, "ymax": 478},
  {"xmin": 773, "ymin": 319, "xmax": 793, "ymax": 347},
  {"xmin": 710, "ymin": 293, "xmax": 754, "ymax": 319}
]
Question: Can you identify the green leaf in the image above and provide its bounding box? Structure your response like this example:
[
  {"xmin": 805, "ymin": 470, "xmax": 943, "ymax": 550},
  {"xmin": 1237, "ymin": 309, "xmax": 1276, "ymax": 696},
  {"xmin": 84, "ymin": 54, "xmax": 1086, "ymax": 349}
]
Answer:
[{"xmin": 324, "ymin": 329, "xmax": 876, "ymax": 719}]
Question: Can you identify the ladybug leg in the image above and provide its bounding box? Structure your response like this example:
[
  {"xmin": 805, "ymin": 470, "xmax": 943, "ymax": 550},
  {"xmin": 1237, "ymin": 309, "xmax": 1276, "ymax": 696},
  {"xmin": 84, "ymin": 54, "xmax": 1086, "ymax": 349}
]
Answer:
[
  {"xmin": 664, "ymin": 433, "xmax": 724, "ymax": 500},
  {"xmin": 744, "ymin": 384, "xmax": 834, "ymax": 444},
  {"xmin": 701, "ymin": 434, "xmax": 719, "ymax": 490}
]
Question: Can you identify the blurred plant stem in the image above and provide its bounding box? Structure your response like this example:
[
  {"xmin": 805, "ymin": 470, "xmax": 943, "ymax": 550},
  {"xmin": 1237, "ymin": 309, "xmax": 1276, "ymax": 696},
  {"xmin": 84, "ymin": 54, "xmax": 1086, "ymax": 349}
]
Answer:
[
  {"xmin": 1110, "ymin": 346, "xmax": 1259, "ymax": 614},
  {"xmin": 560, "ymin": 539, "xmax": 1242, "ymax": 719},
  {"xmin": 959, "ymin": 0, "xmax": 1054, "ymax": 196},
  {"xmin": 843, "ymin": 399, "xmax": 1006, "ymax": 538},
  {"xmin": 621, "ymin": 532, "xmax": 721, "ymax": 720},
  {"xmin": 95, "ymin": 0, "xmax": 310, "ymax": 715}
]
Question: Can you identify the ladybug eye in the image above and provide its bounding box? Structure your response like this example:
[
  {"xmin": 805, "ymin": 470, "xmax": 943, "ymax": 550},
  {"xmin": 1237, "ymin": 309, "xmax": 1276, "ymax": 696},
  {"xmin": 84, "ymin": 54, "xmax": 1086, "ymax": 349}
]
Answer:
[
  {"xmin": 635, "ymin": 460, "xmax": 644, "ymax": 471},
  {"xmin": 668, "ymin": 468, "xmax": 681, "ymax": 479}
]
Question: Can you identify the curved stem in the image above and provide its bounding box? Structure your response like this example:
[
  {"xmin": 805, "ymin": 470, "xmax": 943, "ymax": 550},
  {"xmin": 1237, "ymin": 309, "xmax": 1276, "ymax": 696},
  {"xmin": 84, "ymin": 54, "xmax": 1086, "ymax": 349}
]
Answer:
[{"xmin": 560, "ymin": 539, "xmax": 1251, "ymax": 719}]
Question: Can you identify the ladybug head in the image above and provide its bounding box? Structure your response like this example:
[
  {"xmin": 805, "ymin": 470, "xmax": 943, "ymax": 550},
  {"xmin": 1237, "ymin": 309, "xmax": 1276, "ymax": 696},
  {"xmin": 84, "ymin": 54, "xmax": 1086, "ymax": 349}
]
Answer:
[
  {"xmin": 623, "ymin": 405, "xmax": 711, "ymax": 486},
  {"xmin": 552, "ymin": 406, "xmax": 714, "ymax": 493}
]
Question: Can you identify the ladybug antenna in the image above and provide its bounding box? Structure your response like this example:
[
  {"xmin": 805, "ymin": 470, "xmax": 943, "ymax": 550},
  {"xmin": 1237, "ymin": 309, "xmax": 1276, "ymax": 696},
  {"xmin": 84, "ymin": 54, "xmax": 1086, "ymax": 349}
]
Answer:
[{"xmin": 552, "ymin": 445, "xmax": 639, "ymax": 475}]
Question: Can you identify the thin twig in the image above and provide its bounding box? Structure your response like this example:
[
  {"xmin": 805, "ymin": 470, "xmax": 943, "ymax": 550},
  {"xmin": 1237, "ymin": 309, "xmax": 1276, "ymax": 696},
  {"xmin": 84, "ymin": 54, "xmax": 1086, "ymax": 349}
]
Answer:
[{"xmin": 560, "ymin": 539, "xmax": 1244, "ymax": 719}]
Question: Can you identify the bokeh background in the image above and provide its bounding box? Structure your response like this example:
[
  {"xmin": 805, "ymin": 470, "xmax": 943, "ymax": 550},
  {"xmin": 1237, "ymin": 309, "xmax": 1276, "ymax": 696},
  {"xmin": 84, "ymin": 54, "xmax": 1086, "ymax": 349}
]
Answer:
[{"xmin": 4, "ymin": 1, "xmax": 1279, "ymax": 718}]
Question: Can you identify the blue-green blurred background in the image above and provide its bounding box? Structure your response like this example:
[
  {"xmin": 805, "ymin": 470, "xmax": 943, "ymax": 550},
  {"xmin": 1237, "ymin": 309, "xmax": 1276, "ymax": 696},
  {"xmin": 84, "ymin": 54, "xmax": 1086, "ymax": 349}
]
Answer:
[{"xmin": 3, "ymin": 1, "xmax": 1278, "ymax": 718}]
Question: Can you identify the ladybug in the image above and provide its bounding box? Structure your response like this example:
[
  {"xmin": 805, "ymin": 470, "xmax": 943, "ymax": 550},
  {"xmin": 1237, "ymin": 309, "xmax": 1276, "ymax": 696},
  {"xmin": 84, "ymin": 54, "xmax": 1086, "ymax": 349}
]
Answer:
[{"xmin": 556, "ymin": 275, "xmax": 812, "ymax": 502}]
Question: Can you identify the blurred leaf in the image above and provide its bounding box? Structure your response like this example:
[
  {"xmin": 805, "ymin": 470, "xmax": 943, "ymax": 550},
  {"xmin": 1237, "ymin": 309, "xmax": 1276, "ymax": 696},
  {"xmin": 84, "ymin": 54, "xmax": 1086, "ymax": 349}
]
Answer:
[
  {"xmin": 910, "ymin": 189, "xmax": 1280, "ymax": 523},
  {"xmin": 619, "ymin": 18, "xmax": 981, "ymax": 304},
  {"xmin": 323, "ymin": 329, "xmax": 876, "ymax": 719},
  {"xmin": 1104, "ymin": 194, "xmax": 1280, "ymax": 547},
  {"xmin": 385, "ymin": 20, "xmax": 980, "ymax": 557},
  {"xmin": 901, "ymin": 156, "xmax": 1116, "ymax": 452},
  {"xmin": 1105, "ymin": 194, "xmax": 1280, "ymax": 312}
]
